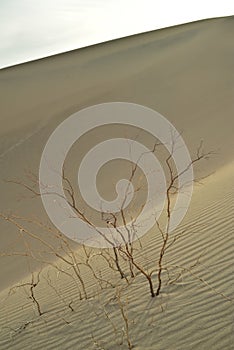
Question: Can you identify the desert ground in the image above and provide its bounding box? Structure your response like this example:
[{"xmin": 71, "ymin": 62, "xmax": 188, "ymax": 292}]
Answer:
[{"xmin": 0, "ymin": 16, "xmax": 233, "ymax": 349}]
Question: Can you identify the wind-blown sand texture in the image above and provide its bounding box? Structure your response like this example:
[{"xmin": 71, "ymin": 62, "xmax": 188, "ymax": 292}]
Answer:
[{"xmin": 0, "ymin": 16, "xmax": 233, "ymax": 349}]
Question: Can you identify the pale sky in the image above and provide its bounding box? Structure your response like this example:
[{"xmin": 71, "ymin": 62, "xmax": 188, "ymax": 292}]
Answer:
[{"xmin": 0, "ymin": 0, "xmax": 233, "ymax": 69}]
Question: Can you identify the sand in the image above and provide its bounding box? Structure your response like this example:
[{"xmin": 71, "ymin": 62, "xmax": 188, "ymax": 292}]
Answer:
[{"xmin": 0, "ymin": 16, "xmax": 233, "ymax": 349}]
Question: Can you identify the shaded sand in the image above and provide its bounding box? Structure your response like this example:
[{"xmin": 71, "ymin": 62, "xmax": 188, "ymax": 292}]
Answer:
[
  {"xmin": 0, "ymin": 16, "xmax": 234, "ymax": 289},
  {"xmin": 0, "ymin": 16, "xmax": 233, "ymax": 349}
]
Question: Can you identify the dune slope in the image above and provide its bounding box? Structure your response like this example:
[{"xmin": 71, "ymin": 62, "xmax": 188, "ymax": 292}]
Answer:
[{"xmin": 0, "ymin": 16, "xmax": 233, "ymax": 350}]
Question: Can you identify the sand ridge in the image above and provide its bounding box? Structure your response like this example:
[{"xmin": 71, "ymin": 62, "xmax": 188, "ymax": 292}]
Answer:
[{"xmin": 0, "ymin": 16, "xmax": 233, "ymax": 349}]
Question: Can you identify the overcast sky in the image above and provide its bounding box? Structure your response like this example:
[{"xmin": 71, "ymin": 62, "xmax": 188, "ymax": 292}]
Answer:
[{"xmin": 0, "ymin": 0, "xmax": 233, "ymax": 69}]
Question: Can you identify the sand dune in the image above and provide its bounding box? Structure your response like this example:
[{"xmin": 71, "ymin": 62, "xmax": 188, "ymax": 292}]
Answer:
[
  {"xmin": 0, "ymin": 16, "xmax": 233, "ymax": 349},
  {"xmin": 0, "ymin": 162, "xmax": 233, "ymax": 349}
]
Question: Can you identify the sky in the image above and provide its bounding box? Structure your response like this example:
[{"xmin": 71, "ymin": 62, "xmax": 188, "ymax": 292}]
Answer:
[{"xmin": 0, "ymin": 0, "xmax": 233, "ymax": 69}]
